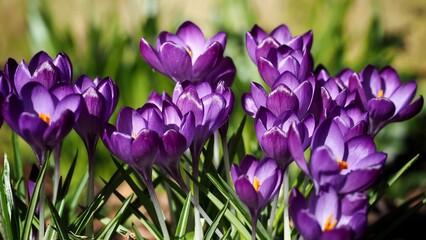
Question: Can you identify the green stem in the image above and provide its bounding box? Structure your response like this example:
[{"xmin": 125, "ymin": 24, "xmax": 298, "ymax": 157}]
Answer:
[
  {"xmin": 283, "ymin": 169, "xmax": 290, "ymax": 240},
  {"xmin": 267, "ymin": 194, "xmax": 279, "ymax": 235},
  {"xmin": 251, "ymin": 213, "xmax": 258, "ymax": 240},
  {"xmin": 39, "ymin": 181, "xmax": 45, "ymax": 240},
  {"xmin": 52, "ymin": 143, "xmax": 62, "ymax": 204},
  {"xmin": 191, "ymin": 150, "xmax": 203, "ymax": 239},
  {"xmin": 85, "ymin": 150, "xmax": 95, "ymax": 238},
  {"xmin": 144, "ymin": 176, "xmax": 170, "ymax": 240}
]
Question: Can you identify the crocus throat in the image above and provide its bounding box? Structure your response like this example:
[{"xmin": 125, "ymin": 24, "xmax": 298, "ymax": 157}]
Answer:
[
  {"xmin": 253, "ymin": 176, "xmax": 261, "ymax": 192},
  {"xmin": 337, "ymin": 159, "xmax": 348, "ymax": 171},
  {"xmin": 39, "ymin": 113, "xmax": 51, "ymax": 125},
  {"xmin": 377, "ymin": 89, "xmax": 384, "ymax": 98},
  {"xmin": 324, "ymin": 214, "xmax": 337, "ymax": 232},
  {"xmin": 132, "ymin": 133, "xmax": 137, "ymax": 139}
]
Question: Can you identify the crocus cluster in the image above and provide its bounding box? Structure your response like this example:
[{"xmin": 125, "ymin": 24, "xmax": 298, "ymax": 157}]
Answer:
[
  {"xmin": 137, "ymin": 21, "xmax": 235, "ymax": 184},
  {"xmin": 1, "ymin": 52, "xmax": 119, "ymax": 167},
  {"xmin": 240, "ymin": 24, "xmax": 423, "ymax": 239}
]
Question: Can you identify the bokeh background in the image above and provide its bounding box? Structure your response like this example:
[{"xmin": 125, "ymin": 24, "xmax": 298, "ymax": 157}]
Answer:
[{"xmin": 1, "ymin": 0, "xmax": 426, "ymax": 237}]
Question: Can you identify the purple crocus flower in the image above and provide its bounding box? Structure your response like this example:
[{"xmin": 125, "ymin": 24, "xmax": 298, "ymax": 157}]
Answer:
[
  {"xmin": 147, "ymin": 91, "xmax": 195, "ymax": 191},
  {"xmin": 254, "ymin": 107, "xmax": 313, "ymax": 168},
  {"xmin": 339, "ymin": 65, "xmax": 423, "ymax": 135},
  {"xmin": 242, "ymin": 74, "xmax": 315, "ymax": 120},
  {"xmin": 102, "ymin": 105, "xmax": 162, "ymax": 181},
  {"xmin": 4, "ymin": 51, "xmax": 72, "ymax": 97},
  {"xmin": 290, "ymin": 187, "xmax": 368, "ymax": 240},
  {"xmin": 288, "ymin": 119, "xmax": 386, "ymax": 194},
  {"xmin": 172, "ymin": 80, "xmax": 234, "ymax": 161},
  {"xmin": 140, "ymin": 21, "xmax": 235, "ymax": 86},
  {"xmin": 2, "ymin": 82, "xmax": 82, "ymax": 166},
  {"xmin": 246, "ymin": 24, "xmax": 312, "ymax": 64},
  {"xmin": 231, "ymin": 155, "xmax": 283, "ymax": 239},
  {"xmin": 73, "ymin": 75, "xmax": 119, "ymax": 158}
]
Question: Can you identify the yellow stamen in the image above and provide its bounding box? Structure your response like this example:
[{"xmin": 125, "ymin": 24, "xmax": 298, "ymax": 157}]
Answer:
[
  {"xmin": 39, "ymin": 113, "xmax": 50, "ymax": 125},
  {"xmin": 253, "ymin": 176, "xmax": 261, "ymax": 192},
  {"xmin": 132, "ymin": 133, "xmax": 137, "ymax": 139},
  {"xmin": 337, "ymin": 159, "xmax": 348, "ymax": 171},
  {"xmin": 186, "ymin": 48, "xmax": 192, "ymax": 58},
  {"xmin": 324, "ymin": 214, "xmax": 337, "ymax": 232},
  {"xmin": 377, "ymin": 89, "xmax": 384, "ymax": 98}
]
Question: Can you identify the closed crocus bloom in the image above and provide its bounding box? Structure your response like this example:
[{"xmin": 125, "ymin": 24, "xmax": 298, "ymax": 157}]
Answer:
[
  {"xmin": 5, "ymin": 51, "xmax": 72, "ymax": 97},
  {"xmin": 140, "ymin": 21, "xmax": 235, "ymax": 85},
  {"xmin": 102, "ymin": 106, "xmax": 162, "ymax": 180},
  {"xmin": 2, "ymin": 82, "xmax": 82, "ymax": 166},
  {"xmin": 172, "ymin": 80, "xmax": 234, "ymax": 157},
  {"xmin": 231, "ymin": 155, "xmax": 283, "ymax": 231},
  {"xmin": 289, "ymin": 187, "xmax": 367, "ymax": 240},
  {"xmin": 257, "ymin": 45, "xmax": 313, "ymax": 87},
  {"xmin": 288, "ymin": 119, "xmax": 386, "ymax": 194},
  {"xmin": 242, "ymin": 74, "xmax": 314, "ymax": 120},
  {"xmin": 73, "ymin": 75, "xmax": 119, "ymax": 156},
  {"xmin": 246, "ymin": 24, "xmax": 312, "ymax": 64},
  {"xmin": 156, "ymin": 99, "xmax": 195, "ymax": 190},
  {"xmin": 254, "ymin": 107, "xmax": 313, "ymax": 168}
]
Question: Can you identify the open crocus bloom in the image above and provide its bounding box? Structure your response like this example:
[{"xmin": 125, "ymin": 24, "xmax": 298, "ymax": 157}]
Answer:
[
  {"xmin": 2, "ymin": 82, "xmax": 82, "ymax": 165},
  {"xmin": 140, "ymin": 21, "xmax": 235, "ymax": 85},
  {"xmin": 290, "ymin": 187, "xmax": 368, "ymax": 240},
  {"xmin": 289, "ymin": 119, "xmax": 386, "ymax": 194},
  {"xmin": 231, "ymin": 155, "xmax": 283, "ymax": 219}
]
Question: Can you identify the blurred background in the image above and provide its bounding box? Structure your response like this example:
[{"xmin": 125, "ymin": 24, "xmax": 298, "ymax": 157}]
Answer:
[{"xmin": 0, "ymin": 0, "xmax": 425, "ymax": 237}]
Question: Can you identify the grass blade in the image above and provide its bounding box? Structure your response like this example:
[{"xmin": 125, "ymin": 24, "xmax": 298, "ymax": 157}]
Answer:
[
  {"xmin": 22, "ymin": 158, "xmax": 48, "ymax": 240},
  {"xmin": 46, "ymin": 199, "xmax": 70, "ymax": 240},
  {"xmin": 205, "ymin": 199, "xmax": 229, "ymax": 240},
  {"xmin": 174, "ymin": 195, "xmax": 192, "ymax": 239}
]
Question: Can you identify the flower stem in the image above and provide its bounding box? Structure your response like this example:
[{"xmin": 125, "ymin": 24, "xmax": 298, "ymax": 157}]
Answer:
[
  {"xmin": 85, "ymin": 150, "xmax": 95, "ymax": 238},
  {"xmin": 144, "ymin": 177, "xmax": 170, "ymax": 240},
  {"xmin": 267, "ymin": 194, "xmax": 279, "ymax": 236},
  {"xmin": 52, "ymin": 143, "xmax": 62, "ymax": 204},
  {"xmin": 283, "ymin": 169, "xmax": 290, "ymax": 240},
  {"xmin": 251, "ymin": 213, "xmax": 258, "ymax": 240},
  {"xmin": 39, "ymin": 181, "xmax": 45, "ymax": 240},
  {"xmin": 190, "ymin": 149, "xmax": 204, "ymax": 240}
]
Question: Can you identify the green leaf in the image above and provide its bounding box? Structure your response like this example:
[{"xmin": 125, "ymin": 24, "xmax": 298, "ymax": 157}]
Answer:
[
  {"xmin": 369, "ymin": 154, "xmax": 419, "ymax": 205},
  {"xmin": 132, "ymin": 223, "xmax": 145, "ymax": 240},
  {"xmin": 22, "ymin": 159, "xmax": 48, "ymax": 240},
  {"xmin": 46, "ymin": 199, "xmax": 70, "ymax": 240},
  {"xmin": 205, "ymin": 199, "xmax": 229, "ymax": 240},
  {"xmin": 95, "ymin": 194, "xmax": 133, "ymax": 240},
  {"xmin": 174, "ymin": 195, "xmax": 192, "ymax": 239},
  {"xmin": 0, "ymin": 154, "xmax": 16, "ymax": 240}
]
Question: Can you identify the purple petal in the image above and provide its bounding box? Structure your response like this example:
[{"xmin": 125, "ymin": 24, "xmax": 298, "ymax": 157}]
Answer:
[
  {"xmin": 266, "ymin": 84, "xmax": 299, "ymax": 116},
  {"xmin": 176, "ymin": 87, "xmax": 204, "ymax": 124},
  {"xmin": 13, "ymin": 61, "xmax": 32, "ymax": 95},
  {"xmin": 341, "ymin": 192, "xmax": 368, "ymax": 216},
  {"xmin": 74, "ymin": 75, "xmax": 95, "ymax": 92},
  {"xmin": 111, "ymin": 131, "xmax": 133, "ymax": 163},
  {"xmin": 132, "ymin": 129, "xmax": 160, "ymax": 170},
  {"xmin": 294, "ymin": 80, "xmax": 313, "ymax": 118},
  {"xmin": 179, "ymin": 112, "xmax": 195, "ymax": 148},
  {"xmin": 28, "ymin": 51, "xmax": 52, "ymax": 73},
  {"xmin": 53, "ymin": 52, "xmax": 73, "ymax": 82},
  {"xmin": 18, "ymin": 113, "xmax": 48, "ymax": 150},
  {"xmin": 162, "ymin": 100, "xmax": 182, "ymax": 126},
  {"xmin": 380, "ymin": 66, "xmax": 401, "ymax": 98},
  {"xmin": 31, "ymin": 61, "xmax": 59, "ymax": 88},
  {"xmin": 367, "ymin": 98, "xmax": 395, "ymax": 120},
  {"xmin": 320, "ymin": 228, "xmax": 352, "ymax": 240},
  {"xmin": 43, "ymin": 110, "xmax": 75, "ymax": 147},
  {"xmin": 340, "ymin": 168, "xmax": 382, "ymax": 193},
  {"xmin": 176, "ymin": 21, "xmax": 206, "ymax": 59},
  {"xmin": 389, "ymin": 81, "xmax": 417, "ymax": 114},
  {"xmin": 310, "ymin": 146, "xmax": 340, "ymax": 184},
  {"xmin": 51, "ymin": 94, "xmax": 82, "ymax": 123},
  {"xmin": 255, "ymin": 38, "xmax": 279, "ymax": 63},
  {"xmin": 159, "ymin": 42, "xmax": 192, "ymax": 81},
  {"xmin": 271, "ymin": 24, "xmax": 291, "ymax": 43},
  {"xmin": 392, "ymin": 96, "xmax": 423, "ymax": 122},
  {"xmin": 116, "ymin": 107, "xmax": 146, "ymax": 136},
  {"xmin": 207, "ymin": 31, "xmax": 226, "ymax": 48},
  {"xmin": 22, "ymin": 83, "xmax": 54, "ymax": 116},
  {"xmin": 314, "ymin": 188, "xmax": 339, "ymax": 229},
  {"xmin": 201, "ymin": 93, "xmax": 226, "ymax": 129},
  {"xmin": 295, "ymin": 211, "xmax": 322, "ymax": 239},
  {"xmin": 191, "ymin": 42, "xmax": 223, "ymax": 80},
  {"xmin": 258, "ymin": 58, "xmax": 280, "ymax": 86},
  {"xmin": 311, "ymin": 119, "xmax": 345, "ymax": 160},
  {"xmin": 140, "ymin": 38, "xmax": 165, "ymax": 74},
  {"xmin": 234, "ymin": 177, "xmax": 259, "ymax": 210},
  {"xmin": 288, "ymin": 125, "xmax": 309, "ymax": 175},
  {"xmin": 260, "ymin": 127, "xmax": 288, "ymax": 161}
]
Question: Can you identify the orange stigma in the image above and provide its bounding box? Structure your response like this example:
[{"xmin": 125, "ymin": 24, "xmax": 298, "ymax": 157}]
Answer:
[
  {"xmin": 324, "ymin": 214, "xmax": 337, "ymax": 232},
  {"xmin": 186, "ymin": 48, "xmax": 193, "ymax": 58},
  {"xmin": 39, "ymin": 113, "xmax": 51, "ymax": 125},
  {"xmin": 253, "ymin": 176, "xmax": 261, "ymax": 192},
  {"xmin": 337, "ymin": 159, "xmax": 348, "ymax": 171},
  {"xmin": 377, "ymin": 89, "xmax": 384, "ymax": 98}
]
